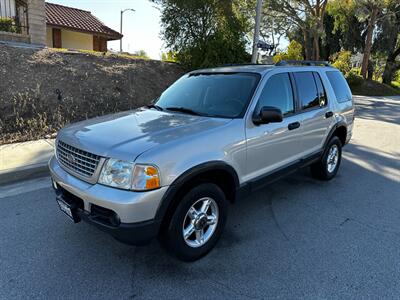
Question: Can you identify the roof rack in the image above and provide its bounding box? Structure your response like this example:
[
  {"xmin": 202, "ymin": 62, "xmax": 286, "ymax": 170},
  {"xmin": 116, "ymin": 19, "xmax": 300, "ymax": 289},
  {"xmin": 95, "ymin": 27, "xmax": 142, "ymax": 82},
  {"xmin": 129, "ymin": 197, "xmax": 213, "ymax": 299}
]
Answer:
[
  {"xmin": 275, "ymin": 60, "xmax": 331, "ymax": 67},
  {"xmin": 218, "ymin": 63, "xmax": 271, "ymax": 67}
]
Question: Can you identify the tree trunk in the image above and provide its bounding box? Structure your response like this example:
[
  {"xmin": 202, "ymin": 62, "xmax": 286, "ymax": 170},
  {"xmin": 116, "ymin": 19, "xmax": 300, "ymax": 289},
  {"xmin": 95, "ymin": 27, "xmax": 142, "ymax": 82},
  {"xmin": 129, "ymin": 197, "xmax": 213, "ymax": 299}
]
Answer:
[
  {"xmin": 303, "ymin": 29, "xmax": 312, "ymax": 60},
  {"xmin": 313, "ymin": 34, "xmax": 320, "ymax": 60},
  {"xmin": 382, "ymin": 47, "xmax": 400, "ymax": 84},
  {"xmin": 361, "ymin": 7, "xmax": 378, "ymax": 79},
  {"xmin": 367, "ymin": 60, "xmax": 374, "ymax": 80}
]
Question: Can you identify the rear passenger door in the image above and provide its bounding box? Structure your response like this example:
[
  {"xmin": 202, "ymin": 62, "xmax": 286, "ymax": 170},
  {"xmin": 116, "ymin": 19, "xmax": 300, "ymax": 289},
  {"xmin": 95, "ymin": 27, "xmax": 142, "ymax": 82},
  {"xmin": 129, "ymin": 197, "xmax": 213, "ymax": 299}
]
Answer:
[{"xmin": 293, "ymin": 71, "xmax": 334, "ymax": 155}]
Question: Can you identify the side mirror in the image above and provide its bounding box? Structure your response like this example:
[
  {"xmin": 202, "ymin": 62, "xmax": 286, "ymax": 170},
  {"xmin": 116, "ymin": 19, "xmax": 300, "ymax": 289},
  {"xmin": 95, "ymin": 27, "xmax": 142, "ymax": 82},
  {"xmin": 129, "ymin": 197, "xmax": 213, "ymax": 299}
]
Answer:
[{"xmin": 253, "ymin": 106, "xmax": 283, "ymax": 125}]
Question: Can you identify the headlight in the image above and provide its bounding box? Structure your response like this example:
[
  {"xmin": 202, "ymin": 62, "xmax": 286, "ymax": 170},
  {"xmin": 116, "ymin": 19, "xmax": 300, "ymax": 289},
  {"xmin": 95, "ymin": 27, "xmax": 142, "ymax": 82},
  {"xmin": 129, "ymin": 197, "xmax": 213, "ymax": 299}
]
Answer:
[
  {"xmin": 99, "ymin": 159, "xmax": 134, "ymax": 190},
  {"xmin": 98, "ymin": 159, "xmax": 160, "ymax": 191},
  {"xmin": 132, "ymin": 164, "xmax": 161, "ymax": 191}
]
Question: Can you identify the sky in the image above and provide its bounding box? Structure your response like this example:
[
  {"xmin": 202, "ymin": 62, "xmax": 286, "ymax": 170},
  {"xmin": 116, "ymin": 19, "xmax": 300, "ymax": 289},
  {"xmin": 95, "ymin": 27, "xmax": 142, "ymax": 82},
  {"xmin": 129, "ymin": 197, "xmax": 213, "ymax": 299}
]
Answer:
[{"xmin": 47, "ymin": 0, "xmax": 164, "ymax": 59}]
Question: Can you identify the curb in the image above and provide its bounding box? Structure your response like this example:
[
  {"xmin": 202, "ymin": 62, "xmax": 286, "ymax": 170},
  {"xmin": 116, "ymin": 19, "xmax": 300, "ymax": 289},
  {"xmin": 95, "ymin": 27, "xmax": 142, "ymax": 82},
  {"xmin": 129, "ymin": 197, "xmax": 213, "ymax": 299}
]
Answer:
[{"xmin": 0, "ymin": 163, "xmax": 49, "ymax": 186}]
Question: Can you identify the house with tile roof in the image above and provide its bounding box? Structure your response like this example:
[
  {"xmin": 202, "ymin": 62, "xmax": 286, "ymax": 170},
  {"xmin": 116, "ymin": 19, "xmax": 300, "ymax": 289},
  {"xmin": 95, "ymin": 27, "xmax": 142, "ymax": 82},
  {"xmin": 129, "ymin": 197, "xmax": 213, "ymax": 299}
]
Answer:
[
  {"xmin": 0, "ymin": 1, "xmax": 122, "ymax": 51},
  {"xmin": 45, "ymin": 2, "xmax": 122, "ymax": 51}
]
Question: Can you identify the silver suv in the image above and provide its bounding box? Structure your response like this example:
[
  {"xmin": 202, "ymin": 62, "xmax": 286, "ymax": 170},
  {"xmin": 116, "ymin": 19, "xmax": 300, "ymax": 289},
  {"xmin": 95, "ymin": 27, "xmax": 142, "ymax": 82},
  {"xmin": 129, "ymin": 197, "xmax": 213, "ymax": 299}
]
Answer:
[{"xmin": 49, "ymin": 61, "xmax": 354, "ymax": 261}]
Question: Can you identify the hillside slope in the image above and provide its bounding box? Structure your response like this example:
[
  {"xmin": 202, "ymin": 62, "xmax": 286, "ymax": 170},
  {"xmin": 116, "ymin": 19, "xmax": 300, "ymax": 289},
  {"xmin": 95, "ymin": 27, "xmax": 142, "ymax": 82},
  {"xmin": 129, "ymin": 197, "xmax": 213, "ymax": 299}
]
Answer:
[{"xmin": 0, "ymin": 44, "xmax": 185, "ymax": 144}]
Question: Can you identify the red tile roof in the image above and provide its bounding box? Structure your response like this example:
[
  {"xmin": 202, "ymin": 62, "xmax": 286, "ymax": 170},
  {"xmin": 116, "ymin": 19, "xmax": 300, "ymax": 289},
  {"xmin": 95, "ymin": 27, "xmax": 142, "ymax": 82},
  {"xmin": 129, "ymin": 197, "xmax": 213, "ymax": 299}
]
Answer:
[{"xmin": 45, "ymin": 3, "xmax": 122, "ymax": 40}]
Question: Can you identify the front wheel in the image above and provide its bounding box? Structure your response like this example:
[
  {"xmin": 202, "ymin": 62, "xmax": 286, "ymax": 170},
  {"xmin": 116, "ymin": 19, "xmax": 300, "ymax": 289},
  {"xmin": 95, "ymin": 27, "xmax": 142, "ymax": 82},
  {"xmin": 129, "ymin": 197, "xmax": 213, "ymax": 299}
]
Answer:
[
  {"xmin": 160, "ymin": 183, "xmax": 229, "ymax": 261},
  {"xmin": 310, "ymin": 136, "xmax": 342, "ymax": 180}
]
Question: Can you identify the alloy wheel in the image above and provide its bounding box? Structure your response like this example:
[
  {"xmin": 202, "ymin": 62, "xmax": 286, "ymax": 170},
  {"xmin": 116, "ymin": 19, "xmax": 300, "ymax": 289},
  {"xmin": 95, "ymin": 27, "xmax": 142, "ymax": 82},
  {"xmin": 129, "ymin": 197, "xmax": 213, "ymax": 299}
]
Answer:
[{"xmin": 182, "ymin": 197, "xmax": 219, "ymax": 248}]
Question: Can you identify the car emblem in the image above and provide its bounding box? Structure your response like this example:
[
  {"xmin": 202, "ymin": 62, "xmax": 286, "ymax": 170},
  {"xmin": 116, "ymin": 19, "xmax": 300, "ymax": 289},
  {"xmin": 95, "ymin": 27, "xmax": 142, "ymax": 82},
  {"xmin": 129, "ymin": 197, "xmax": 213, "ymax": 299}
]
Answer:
[{"xmin": 67, "ymin": 153, "xmax": 76, "ymax": 164}]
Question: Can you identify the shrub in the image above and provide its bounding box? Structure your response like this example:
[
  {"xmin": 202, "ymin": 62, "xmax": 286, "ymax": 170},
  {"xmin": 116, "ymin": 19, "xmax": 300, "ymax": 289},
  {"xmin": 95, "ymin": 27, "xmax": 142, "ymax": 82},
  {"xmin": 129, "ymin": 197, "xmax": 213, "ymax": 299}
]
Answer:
[
  {"xmin": 330, "ymin": 51, "xmax": 351, "ymax": 75},
  {"xmin": 395, "ymin": 70, "xmax": 400, "ymax": 82},
  {"xmin": 392, "ymin": 70, "xmax": 400, "ymax": 89},
  {"xmin": 135, "ymin": 50, "xmax": 150, "ymax": 59},
  {"xmin": 0, "ymin": 17, "xmax": 16, "ymax": 33},
  {"xmin": 273, "ymin": 40, "xmax": 303, "ymax": 63},
  {"xmin": 161, "ymin": 51, "xmax": 177, "ymax": 62},
  {"xmin": 346, "ymin": 68, "xmax": 363, "ymax": 86}
]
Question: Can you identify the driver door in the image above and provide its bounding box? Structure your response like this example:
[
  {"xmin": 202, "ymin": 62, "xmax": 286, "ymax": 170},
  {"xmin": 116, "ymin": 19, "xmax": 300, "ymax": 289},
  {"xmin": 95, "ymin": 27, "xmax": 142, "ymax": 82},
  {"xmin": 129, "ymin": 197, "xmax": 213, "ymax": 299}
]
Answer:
[{"xmin": 244, "ymin": 72, "xmax": 304, "ymax": 182}]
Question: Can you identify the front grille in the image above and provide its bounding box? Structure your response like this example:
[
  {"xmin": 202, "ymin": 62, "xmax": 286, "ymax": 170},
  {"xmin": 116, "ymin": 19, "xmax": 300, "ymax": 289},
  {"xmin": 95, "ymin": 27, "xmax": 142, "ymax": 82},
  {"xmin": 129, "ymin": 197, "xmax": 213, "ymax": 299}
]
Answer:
[{"xmin": 57, "ymin": 141, "xmax": 101, "ymax": 178}]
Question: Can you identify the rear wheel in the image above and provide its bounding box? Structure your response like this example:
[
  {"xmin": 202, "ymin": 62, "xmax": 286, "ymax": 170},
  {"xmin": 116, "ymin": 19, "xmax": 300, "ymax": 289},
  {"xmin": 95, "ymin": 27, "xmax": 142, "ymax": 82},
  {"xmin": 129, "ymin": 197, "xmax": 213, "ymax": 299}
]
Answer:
[
  {"xmin": 160, "ymin": 183, "xmax": 228, "ymax": 261},
  {"xmin": 310, "ymin": 136, "xmax": 342, "ymax": 180}
]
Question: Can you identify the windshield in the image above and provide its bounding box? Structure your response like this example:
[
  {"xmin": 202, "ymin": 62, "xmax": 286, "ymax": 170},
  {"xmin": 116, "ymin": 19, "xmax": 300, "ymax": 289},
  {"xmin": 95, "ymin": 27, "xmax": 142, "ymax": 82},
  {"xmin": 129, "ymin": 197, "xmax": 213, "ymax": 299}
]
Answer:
[{"xmin": 155, "ymin": 72, "xmax": 260, "ymax": 118}]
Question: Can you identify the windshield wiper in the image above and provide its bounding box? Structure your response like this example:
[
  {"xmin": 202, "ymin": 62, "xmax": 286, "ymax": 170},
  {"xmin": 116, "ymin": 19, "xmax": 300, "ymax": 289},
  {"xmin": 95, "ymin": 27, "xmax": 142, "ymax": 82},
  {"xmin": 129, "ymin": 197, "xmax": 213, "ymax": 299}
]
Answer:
[
  {"xmin": 166, "ymin": 107, "xmax": 203, "ymax": 116},
  {"xmin": 146, "ymin": 104, "xmax": 164, "ymax": 111}
]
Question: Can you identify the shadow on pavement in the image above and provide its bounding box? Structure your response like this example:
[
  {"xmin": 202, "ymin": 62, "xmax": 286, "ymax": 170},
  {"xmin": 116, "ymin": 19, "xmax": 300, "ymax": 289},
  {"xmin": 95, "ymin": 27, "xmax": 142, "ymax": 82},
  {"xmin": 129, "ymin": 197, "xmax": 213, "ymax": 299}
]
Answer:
[{"xmin": 355, "ymin": 98, "xmax": 400, "ymax": 125}]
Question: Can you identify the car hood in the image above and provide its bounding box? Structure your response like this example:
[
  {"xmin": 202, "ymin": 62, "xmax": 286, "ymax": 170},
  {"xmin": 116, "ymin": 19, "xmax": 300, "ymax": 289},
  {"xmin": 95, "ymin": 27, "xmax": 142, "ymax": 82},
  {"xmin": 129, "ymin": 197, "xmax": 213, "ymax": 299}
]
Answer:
[{"xmin": 58, "ymin": 108, "xmax": 232, "ymax": 161}]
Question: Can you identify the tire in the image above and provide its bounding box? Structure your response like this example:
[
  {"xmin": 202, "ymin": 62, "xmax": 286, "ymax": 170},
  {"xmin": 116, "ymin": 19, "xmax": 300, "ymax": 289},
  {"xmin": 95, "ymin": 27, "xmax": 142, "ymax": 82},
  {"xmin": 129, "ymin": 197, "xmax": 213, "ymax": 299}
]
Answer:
[
  {"xmin": 310, "ymin": 136, "xmax": 342, "ymax": 180},
  {"xmin": 160, "ymin": 183, "xmax": 229, "ymax": 262}
]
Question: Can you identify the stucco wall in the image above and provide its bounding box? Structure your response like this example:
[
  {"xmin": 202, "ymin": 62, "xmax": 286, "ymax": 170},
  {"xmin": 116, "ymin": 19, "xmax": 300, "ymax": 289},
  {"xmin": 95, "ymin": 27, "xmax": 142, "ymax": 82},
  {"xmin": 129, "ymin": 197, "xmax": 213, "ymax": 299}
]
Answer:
[
  {"xmin": 46, "ymin": 27, "xmax": 94, "ymax": 50},
  {"xmin": 27, "ymin": 0, "xmax": 46, "ymax": 45},
  {"xmin": 61, "ymin": 29, "xmax": 93, "ymax": 50},
  {"xmin": 45, "ymin": 27, "xmax": 52, "ymax": 46}
]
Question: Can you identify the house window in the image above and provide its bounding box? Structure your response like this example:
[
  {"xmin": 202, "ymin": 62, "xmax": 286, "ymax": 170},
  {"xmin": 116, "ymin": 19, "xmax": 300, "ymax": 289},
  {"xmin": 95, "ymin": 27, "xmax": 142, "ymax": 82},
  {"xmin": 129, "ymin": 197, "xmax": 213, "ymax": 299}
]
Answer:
[{"xmin": 0, "ymin": 0, "xmax": 28, "ymax": 34}]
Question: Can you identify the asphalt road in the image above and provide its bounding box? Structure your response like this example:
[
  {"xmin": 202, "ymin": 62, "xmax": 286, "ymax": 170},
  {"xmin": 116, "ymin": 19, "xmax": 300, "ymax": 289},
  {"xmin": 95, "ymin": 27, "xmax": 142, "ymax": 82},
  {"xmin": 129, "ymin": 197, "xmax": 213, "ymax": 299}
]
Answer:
[{"xmin": 1, "ymin": 96, "xmax": 399, "ymax": 299}]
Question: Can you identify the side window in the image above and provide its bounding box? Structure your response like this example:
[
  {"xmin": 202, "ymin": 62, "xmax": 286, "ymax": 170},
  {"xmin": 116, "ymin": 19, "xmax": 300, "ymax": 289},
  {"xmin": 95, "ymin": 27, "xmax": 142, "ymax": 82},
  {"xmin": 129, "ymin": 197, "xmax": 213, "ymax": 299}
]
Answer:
[
  {"xmin": 326, "ymin": 71, "xmax": 352, "ymax": 103},
  {"xmin": 313, "ymin": 72, "xmax": 327, "ymax": 107},
  {"xmin": 293, "ymin": 72, "xmax": 320, "ymax": 110},
  {"xmin": 256, "ymin": 73, "xmax": 294, "ymax": 116}
]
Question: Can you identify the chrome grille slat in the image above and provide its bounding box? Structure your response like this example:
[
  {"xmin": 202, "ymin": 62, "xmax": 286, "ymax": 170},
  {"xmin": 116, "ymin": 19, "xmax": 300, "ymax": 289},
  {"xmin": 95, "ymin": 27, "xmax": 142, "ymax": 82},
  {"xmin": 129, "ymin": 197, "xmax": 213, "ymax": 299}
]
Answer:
[
  {"xmin": 57, "ymin": 143, "xmax": 99, "ymax": 163},
  {"xmin": 57, "ymin": 151, "xmax": 97, "ymax": 168},
  {"xmin": 57, "ymin": 141, "xmax": 101, "ymax": 178},
  {"xmin": 58, "ymin": 157, "xmax": 93, "ymax": 177},
  {"xmin": 58, "ymin": 153, "xmax": 96, "ymax": 173}
]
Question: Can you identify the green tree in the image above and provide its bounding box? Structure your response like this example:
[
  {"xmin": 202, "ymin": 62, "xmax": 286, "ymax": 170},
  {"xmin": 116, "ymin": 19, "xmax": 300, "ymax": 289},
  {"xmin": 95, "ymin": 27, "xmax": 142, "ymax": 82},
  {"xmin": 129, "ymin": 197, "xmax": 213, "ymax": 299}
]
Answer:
[
  {"xmin": 321, "ymin": 12, "xmax": 341, "ymax": 60},
  {"xmin": 374, "ymin": 1, "xmax": 400, "ymax": 84},
  {"xmin": 135, "ymin": 50, "xmax": 150, "ymax": 58},
  {"xmin": 355, "ymin": 0, "xmax": 386, "ymax": 79},
  {"xmin": 267, "ymin": 0, "xmax": 329, "ymax": 60},
  {"xmin": 325, "ymin": 0, "xmax": 365, "ymax": 54},
  {"xmin": 260, "ymin": 2, "xmax": 294, "ymax": 54},
  {"xmin": 152, "ymin": 0, "xmax": 251, "ymax": 69}
]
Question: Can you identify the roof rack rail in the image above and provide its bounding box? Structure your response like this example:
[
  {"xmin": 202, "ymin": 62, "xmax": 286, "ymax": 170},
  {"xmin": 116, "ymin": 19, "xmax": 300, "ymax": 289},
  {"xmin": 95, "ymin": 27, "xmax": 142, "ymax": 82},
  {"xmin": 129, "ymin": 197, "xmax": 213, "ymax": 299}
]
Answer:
[
  {"xmin": 218, "ymin": 63, "xmax": 257, "ymax": 67},
  {"xmin": 217, "ymin": 63, "xmax": 274, "ymax": 67},
  {"xmin": 275, "ymin": 60, "xmax": 331, "ymax": 67}
]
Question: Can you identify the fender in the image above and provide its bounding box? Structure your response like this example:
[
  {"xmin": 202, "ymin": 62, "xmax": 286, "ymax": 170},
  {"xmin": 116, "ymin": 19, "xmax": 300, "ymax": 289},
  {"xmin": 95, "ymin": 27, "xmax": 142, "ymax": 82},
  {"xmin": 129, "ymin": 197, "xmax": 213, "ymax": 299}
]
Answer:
[
  {"xmin": 323, "ymin": 121, "xmax": 347, "ymax": 149},
  {"xmin": 154, "ymin": 161, "xmax": 240, "ymax": 225}
]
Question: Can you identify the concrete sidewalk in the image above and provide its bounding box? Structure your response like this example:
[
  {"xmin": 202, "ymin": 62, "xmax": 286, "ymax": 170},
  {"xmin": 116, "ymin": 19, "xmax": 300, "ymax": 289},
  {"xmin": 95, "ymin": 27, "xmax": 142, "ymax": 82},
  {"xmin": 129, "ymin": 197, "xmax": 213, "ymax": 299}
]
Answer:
[{"xmin": 0, "ymin": 139, "xmax": 55, "ymax": 185}]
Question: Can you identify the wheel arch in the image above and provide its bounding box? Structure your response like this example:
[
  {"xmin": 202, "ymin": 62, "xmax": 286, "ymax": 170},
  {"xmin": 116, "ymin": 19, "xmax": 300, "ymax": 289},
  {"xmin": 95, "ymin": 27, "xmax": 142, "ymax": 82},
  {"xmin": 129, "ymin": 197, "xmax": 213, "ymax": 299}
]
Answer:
[
  {"xmin": 155, "ymin": 161, "xmax": 240, "ymax": 232},
  {"xmin": 324, "ymin": 122, "xmax": 347, "ymax": 148}
]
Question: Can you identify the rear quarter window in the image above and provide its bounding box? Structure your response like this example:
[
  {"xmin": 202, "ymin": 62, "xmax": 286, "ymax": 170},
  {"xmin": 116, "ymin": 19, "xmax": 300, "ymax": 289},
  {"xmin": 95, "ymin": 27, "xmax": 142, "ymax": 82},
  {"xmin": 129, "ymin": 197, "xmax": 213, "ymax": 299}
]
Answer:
[
  {"xmin": 326, "ymin": 71, "xmax": 352, "ymax": 103},
  {"xmin": 293, "ymin": 71, "xmax": 326, "ymax": 110}
]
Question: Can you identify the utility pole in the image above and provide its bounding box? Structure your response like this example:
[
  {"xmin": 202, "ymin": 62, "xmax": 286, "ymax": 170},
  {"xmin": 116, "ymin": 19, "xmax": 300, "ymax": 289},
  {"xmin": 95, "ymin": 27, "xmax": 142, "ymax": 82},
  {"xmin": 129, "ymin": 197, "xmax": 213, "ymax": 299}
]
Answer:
[
  {"xmin": 120, "ymin": 8, "xmax": 135, "ymax": 53},
  {"xmin": 251, "ymin": 0, "xmax": 263, "ymax": 64}
]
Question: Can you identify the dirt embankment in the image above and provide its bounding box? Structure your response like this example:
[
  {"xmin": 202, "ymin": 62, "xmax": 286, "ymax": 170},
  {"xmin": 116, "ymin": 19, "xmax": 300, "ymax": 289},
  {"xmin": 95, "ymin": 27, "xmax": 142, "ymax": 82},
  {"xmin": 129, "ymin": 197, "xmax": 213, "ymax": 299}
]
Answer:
[{"xmin": 0, "ymin": 44, "xmax": 185, "ymax": 145}]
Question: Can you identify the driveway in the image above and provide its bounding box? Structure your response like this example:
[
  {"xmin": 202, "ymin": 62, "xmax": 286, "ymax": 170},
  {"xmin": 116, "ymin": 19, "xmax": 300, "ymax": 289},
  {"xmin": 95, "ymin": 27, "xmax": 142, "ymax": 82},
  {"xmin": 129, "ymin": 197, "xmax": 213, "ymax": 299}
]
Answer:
[{"xmin": 0, "ymin": 96, "xmax": 399, "ymax": 299}]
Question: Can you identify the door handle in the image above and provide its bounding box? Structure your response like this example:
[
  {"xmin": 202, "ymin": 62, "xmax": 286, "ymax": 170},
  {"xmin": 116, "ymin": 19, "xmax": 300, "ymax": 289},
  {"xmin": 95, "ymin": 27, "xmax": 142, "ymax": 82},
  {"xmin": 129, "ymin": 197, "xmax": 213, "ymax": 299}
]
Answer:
[
  {"xmin": 288, "ymin": 122, "xmax": 300, "ymax": 130},
  {"xmin": 325, "ymin": 111, "xmax": 334, "ymax": 118}
]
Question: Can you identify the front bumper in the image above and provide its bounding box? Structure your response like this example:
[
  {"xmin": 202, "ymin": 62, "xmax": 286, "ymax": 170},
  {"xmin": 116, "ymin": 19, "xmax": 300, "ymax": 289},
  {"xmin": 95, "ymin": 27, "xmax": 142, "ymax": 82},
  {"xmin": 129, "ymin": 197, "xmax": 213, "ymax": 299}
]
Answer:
[{"xmin": 49, "ymin": 156, "xmax": 168, "ymax": 245}]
